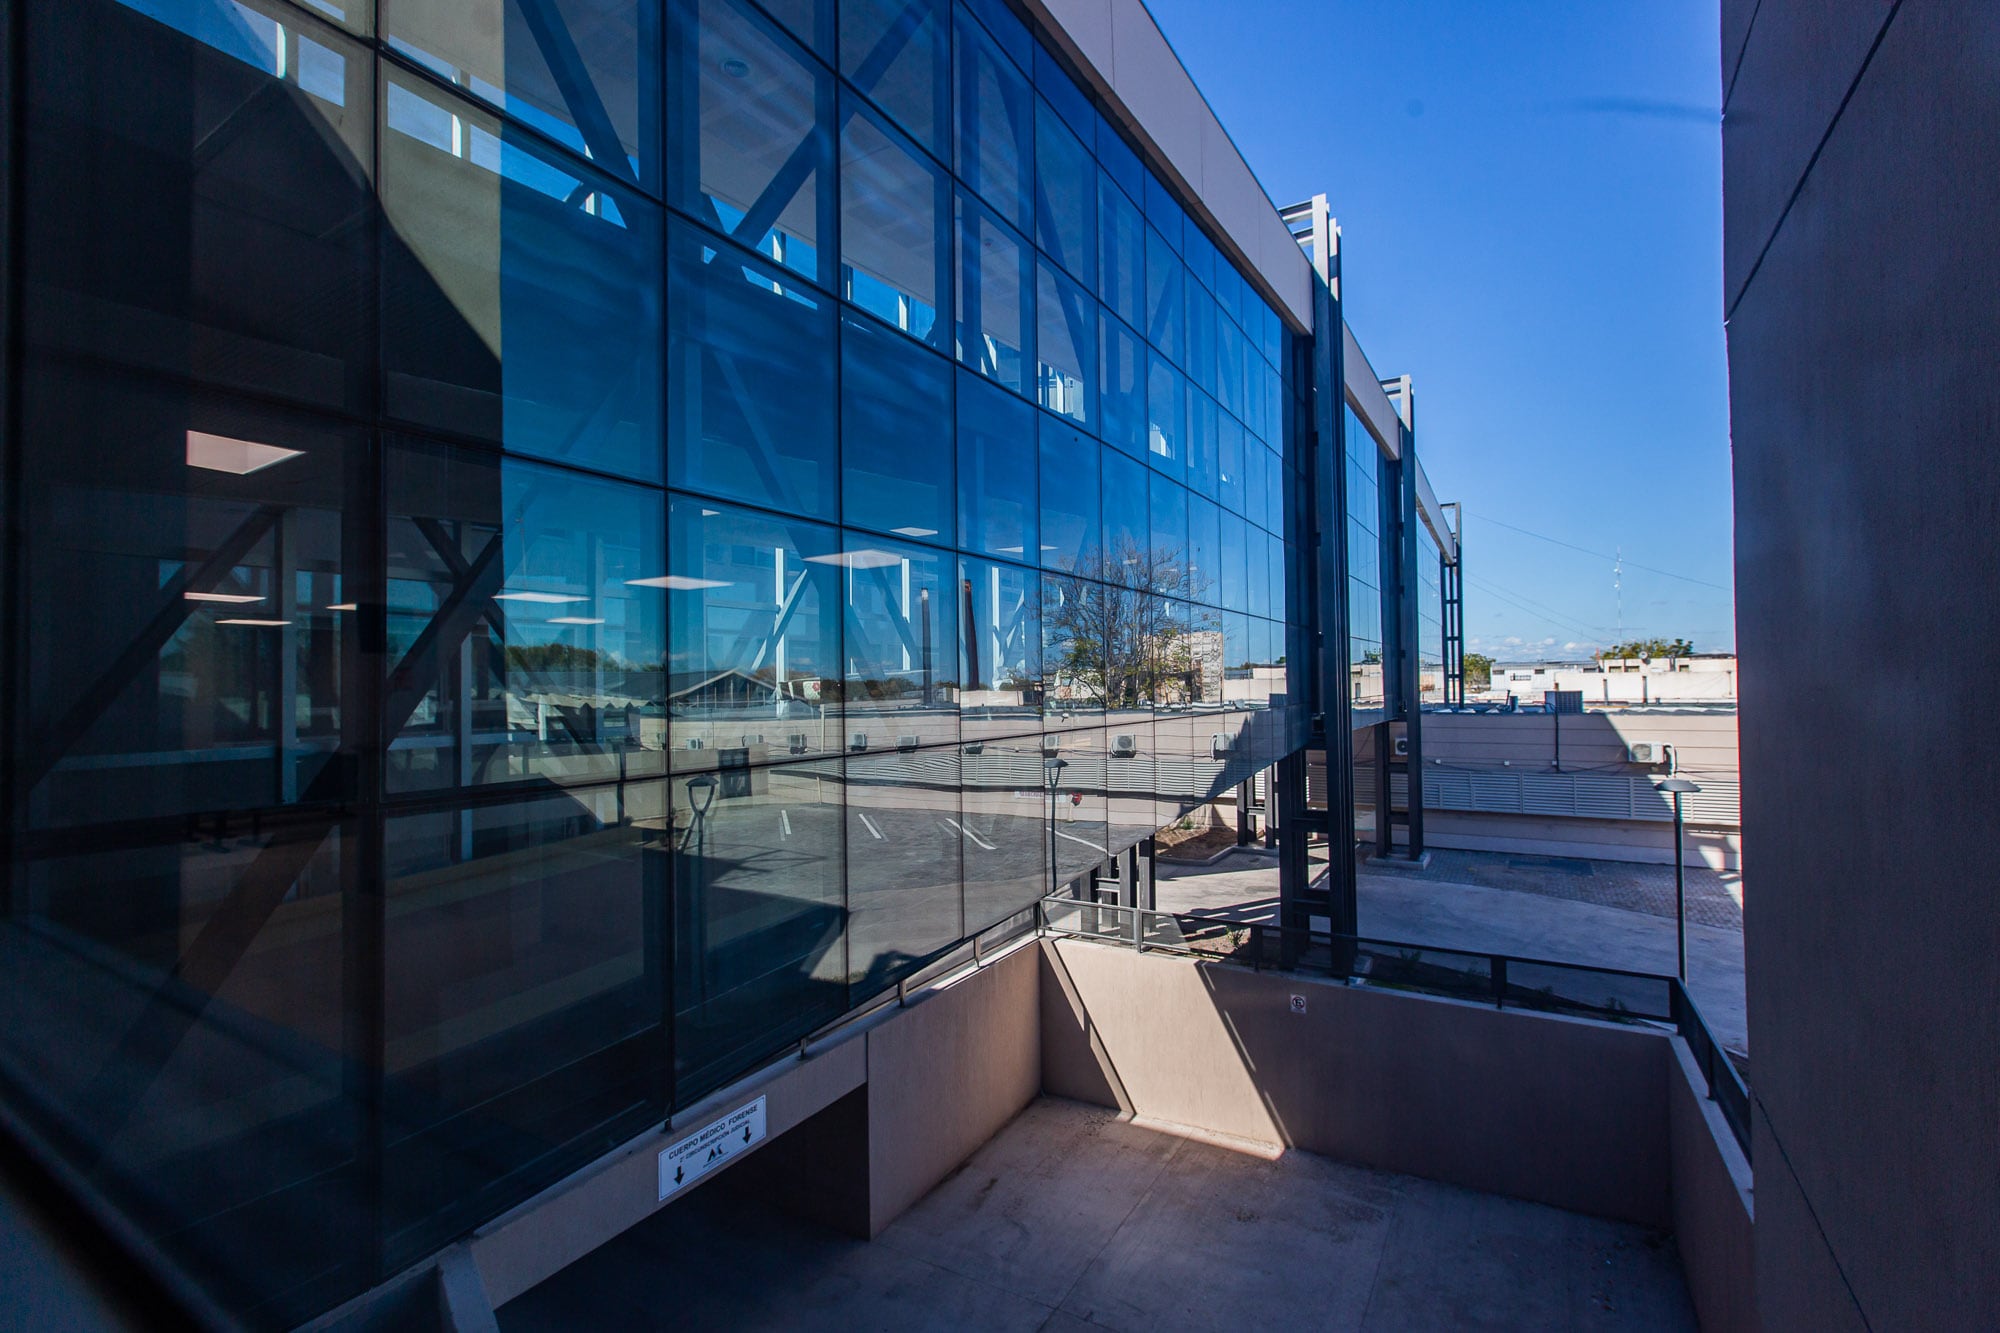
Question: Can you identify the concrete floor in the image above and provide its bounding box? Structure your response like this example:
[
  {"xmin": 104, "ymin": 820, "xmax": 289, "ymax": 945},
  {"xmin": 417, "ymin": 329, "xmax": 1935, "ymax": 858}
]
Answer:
[
  {"xmin": 1154, "ymin": 846, "xmax": 1747, "ymax": 1056},
  {"xmin": 498, "ymin": 1097, "xmax": 1696, "ymax": 1332}
]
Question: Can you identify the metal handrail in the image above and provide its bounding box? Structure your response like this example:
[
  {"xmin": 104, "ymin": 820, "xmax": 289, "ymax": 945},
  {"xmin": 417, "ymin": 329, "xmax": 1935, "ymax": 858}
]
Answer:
[{"xmin": 1036, "ymin": 894, "xmax": 1752, "ymax": 1163}]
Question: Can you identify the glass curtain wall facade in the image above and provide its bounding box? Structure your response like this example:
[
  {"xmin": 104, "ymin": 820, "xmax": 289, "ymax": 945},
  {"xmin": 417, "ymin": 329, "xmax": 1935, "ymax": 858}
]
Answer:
[
  {"xmin": 1418, "ymin": 526, "xmax": 1444, "ymax": 704},
  {"xmin": 1342, "ymin": 405, "xmax": 1385, "ymax": 715},
  {"xmin": 0, "ymin": 0, "xmax": 1304, "ymax": 1321}
]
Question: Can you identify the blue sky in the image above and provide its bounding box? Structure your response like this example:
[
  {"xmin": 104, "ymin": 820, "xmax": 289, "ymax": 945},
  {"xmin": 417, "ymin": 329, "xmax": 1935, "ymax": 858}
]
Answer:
[{"xmin": 1144, "ymin": 0, "xmax": 1736, "ymax": 658}]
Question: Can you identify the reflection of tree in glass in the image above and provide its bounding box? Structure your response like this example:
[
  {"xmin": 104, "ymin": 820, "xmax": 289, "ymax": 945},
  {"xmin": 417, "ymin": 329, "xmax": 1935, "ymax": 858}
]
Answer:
[{"xmin": 1046, "ymin": 539, "xmax": 1216, "ymax": 710}]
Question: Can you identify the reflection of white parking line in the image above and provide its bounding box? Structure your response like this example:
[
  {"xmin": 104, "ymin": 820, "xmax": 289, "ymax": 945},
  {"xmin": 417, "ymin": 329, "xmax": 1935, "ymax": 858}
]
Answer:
[
  {"xmin": 943, "ymin": 818, "xmax": 996, "ymax": 851},
  {"xmin": 1054, "ymin": 829, "xmax": 1101, "ymax": 850},
  {"xmin": 857, "ymin": 812, "xmax": 884, "ymax": 840},
  {"xmin": 780, "ymin": 810, "xmax": 792, "ymax": 838}
]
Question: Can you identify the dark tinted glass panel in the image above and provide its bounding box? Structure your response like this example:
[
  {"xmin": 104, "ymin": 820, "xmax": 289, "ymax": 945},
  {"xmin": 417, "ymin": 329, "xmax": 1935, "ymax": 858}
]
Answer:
[
  {"xmin": 847, "ymin": 748, "xmax": 962, "ymax": 991},
  {"xmin": 1098, "ymin": 313, "xmax": 1147, "ymax": 459},
  {"xmin": 672, "ymin": 759, "xmax": 846, "ymax": 1098},
  {"xmin": 841, "ymin": 98, "xmax": 950, "ymax": 348},
  {"xmin": 1039, "ymin": 415, "xmax": 1100, "ymax": 573},
  {"xmin": 671, "ymin": 0, "xmax": 831, "ymax": 286},
  {"xmin": 842, "ymin": 312, "xmax": 955, "ymax": 540},
  {"xmin": 1183, "ymin": 219, "xmax": 1214, "ymax": 291},
  {"xmin": 383, "ymin": 439, "xmax": 666, "ymax": 795},
  {"xmin": 1144, "ymin": 224, "xmax": 1184, "ymax": 366},
  {"xmin": 746, "ymin": 0, "xmax": 832, "ymax": 56},
  {"xmin": 24, "ymin": 0, "xmax": 373, "ymax": 415},
  {"xmin": 17, "ymin": 368, "xmax": 359, "ymax": 827},
  {"xmin": 1219, "ymin": 511, "xmax": 1248, "ymax": 612},
  {"xmin": 1215, "ymin": 315, "xmax": 1245, "ymax": 419},
  {"xmin": 1146, "ymin": 356, "xmax": 1185, "ymax": 474},
  {"xmin": 959, "ymin": 555, "xmax": 1042, "ymax": 740},
  {"xmin": 383, "ymin": 73, "xmax": 663, "ymax": 482},
  {"xmin": 667, "ymin": 499, "xmax": 842, "ymax": 763},
  {"xmin": 1144, "ymin": 169, "xmax": 1182, "ymax": 250},
  {"xmin": 384, "ymin": 0, "xmax": 660, "ymax": 191},
  {"xmin": 1032, "ymin": 102, "xmax": 1094, "ymax": 286},
  {"xmin": 1098, "ymin": 172, "xmax": 1144, "ymax": 328},
  {"xmin": 1037, "ymin": 261, "xmax": 1095, "ymax": 426},
  {"xmin": 955, "ymin": 194, "xmax": 1033, "ymax": 393},
  {"xmin": 1101, "ymin": 447, "xmax": 1149, "ymax": 566},
  {"xmin": 953, "ymin": 8, "xmax": 1033, "ymax": 231},
  {"xmin": 961, "ymin": 747, "xmax": 1050, "ymax": 929},
  {"xmin": 838, "ymin": 537, "xmax": 959, "ymax": 751},
  {"xmin": 840, "ymin": 0, "xmax": 949, "ymax": 156},
  {"xmin": 668, "ymin": 225, "xmax": 838, "ymax": 521},
  {"xmin": 382, "ymin": 786, "xmax": 663, "ymax": 1264},
  {"xmin": 957, "ymin": 372, "xmax": 1038, "ymax": 559}
]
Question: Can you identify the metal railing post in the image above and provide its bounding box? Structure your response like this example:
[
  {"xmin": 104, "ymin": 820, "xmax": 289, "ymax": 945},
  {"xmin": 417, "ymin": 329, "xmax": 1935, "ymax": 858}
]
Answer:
[{"xmin": 1491, "ymin": 956, "xmax": 1508, "ymax": 1010}]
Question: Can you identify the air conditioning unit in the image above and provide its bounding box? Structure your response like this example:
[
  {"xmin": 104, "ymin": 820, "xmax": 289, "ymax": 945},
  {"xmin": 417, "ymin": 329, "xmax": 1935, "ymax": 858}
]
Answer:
[
  {"xmin": 1211, "ymin": 733, "xmax": 1233, "ymax": 757},
  {"xmin": 740, "ymin": 733, "xmax": 764, "ymax": 747},
  {"xmin": 1110, "ymin": 734, "xmax": 1138, "ymax": 757},
  {"xmin": 1041, "ymin": 735, "xmax": 1062, "ymax": 756},
  {"xmin": 849, "ymin": 732, "xmax": 869, "ymax": 752},
  {"xmin": 1392, "ymin": 735, "xmax": 1410, "ymax": 758},
  {"xmin": 896, "ymin": 734, "xmax": 920, "ymax": 753},
  {"xmin": 1627, "ymin": 741, "xmax": 1663, "ymax": 765},
  {"xmin": 684, "ymin": 737, "xmax": 705, "ymax": 750},
  {"xmin": 961, "ymin": 741, "xmax": 984, "ymax": 756},
  {"xmin": 787, "ymin": 733, "xmax": 809, "ymax": 754}
]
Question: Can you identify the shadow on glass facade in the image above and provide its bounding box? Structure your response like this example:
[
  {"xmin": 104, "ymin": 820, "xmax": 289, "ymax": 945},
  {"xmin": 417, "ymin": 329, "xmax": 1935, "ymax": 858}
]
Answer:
[{"xmin": 0, "ymin": 0, "xmax": 1305, "ymax": 1321}]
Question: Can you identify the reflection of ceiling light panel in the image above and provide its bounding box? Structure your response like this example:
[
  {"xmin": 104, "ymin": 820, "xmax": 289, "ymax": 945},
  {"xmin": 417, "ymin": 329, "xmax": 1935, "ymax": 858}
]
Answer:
[
  {"xmin": 700, "ymin": 508, "xmax": 720, "ymax": 517},
  {"xmin": 627, "ymin": 575, "xmax": 731, "ymax": 590},
  {"xmin": 216, "ymin": 618, "xmax": 291, "ymax": 627},
  {"xmin": 890, "ymin": 527, "xmax": 938, "ymax": 538},
  {"xmin": 494, "ymin": 591, "xmax": 587, "ymax": 603},
  {"xmin": 185, "ymin": 591, "xmax": 263, "ymax": 604},
  {"xmin": 549, "ymin": 617, "xmax": 606, "ymax": 625},
  {"xmin": 806, "ymin": 550, "xmax": 902, "ymax": 569},
  {"xmin": 186, "ymin": 430, "xmax": 304, "ymax": 475},
  {"xmin": 326, "ymin": 603, "xmax": 358, "ymax": 611}
]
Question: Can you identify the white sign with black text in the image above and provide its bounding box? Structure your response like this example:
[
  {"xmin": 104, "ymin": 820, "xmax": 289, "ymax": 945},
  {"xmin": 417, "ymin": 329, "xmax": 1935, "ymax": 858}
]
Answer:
[{"xmin": 658, "ymin": 1096, "xmax": 767, "ymax": 1201}]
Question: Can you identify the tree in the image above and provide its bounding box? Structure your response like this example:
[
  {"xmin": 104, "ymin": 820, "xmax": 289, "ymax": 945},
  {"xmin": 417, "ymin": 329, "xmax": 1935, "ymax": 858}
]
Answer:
[
  {"xmin": 1463, "ymin": 652, "xmax": 1494, "ymax": 691},
  {"xmin": 1597, "ymin": 638, "xmax": 1694, "ymax": 662},
  {"xmin": 1043, "ymin": 538, "xmax": 1215, "ymax": 710}
]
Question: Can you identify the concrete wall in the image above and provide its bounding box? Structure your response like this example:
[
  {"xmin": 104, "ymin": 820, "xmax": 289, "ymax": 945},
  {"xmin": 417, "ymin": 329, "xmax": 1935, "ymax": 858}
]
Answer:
[
  {"xmin": 1040, "ymin": 936, "xmax": 1672, "ymax": 1226},
  {"xmin": 1668, "ymin": 1041, "xmax": 1757, "ymax": 1333},
  {"xmin": 1722, "ymin": 3, "xmax": 2000, "ymax": 1328}
]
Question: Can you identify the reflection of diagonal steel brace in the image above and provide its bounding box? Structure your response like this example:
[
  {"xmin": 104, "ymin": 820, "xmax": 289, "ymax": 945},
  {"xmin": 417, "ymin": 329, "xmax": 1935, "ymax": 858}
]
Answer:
[
  {"xmin": 516, "ymin": 0, "xmax": 637, "ymax": 185},
  {"xmin": 22, "ymin": 504, "xmax": 283, "ymax": 799}
]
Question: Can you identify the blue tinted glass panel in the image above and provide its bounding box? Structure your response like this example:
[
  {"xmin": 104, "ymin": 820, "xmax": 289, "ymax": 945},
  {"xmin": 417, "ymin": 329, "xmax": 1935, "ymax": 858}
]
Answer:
[
  {"xmin": 1032, "ymin": 41, "xmax": 1093, "ymax": 137},
  {"xmin": 1033, "ymin": 101, "xmax": 1094, "ymax": 286},
  {"xmin": 382, "ymin": 73, "xmax": 663, "ymax": 482},
  {"xmin": 1219, "ymin": 511, "xmax": 1247, "ymax": 611},
  {"xmin": 667, "ymin": 225, "xmax": 837, "ymax": 520},
  {"xmin": 672, "ymin": 0, "xmax": 832, "ymax": 287},
  {"xmin": 1216, "ymin": 311, "xmax": 1244, "ymax": 418},
  {"xmin": 667, "ymin": 498, "xmax": 843, "ymax": 761},
  {"xmin": 841, "ymin": 97, "xmax": 950, "ymax": 349},
  {"xmin": 838, "ymin": 536, "xmax": 958, "ymax": 750},
  {"xmin": 961, "ymin": 0, "xmax": 1029, "ymax": 68},
  {"xmin": 841, "ymin": 0, "xmax": 949, "ymax": 155},
  {"xmin": 1096, "ymin": 114, "xmax": 1143, "ymax": 202},
  {"xmin": 1187, "ymin": 493, "xmax": 1221, "ymax": 606},
  {"xmin": 957, "ymin": 371, "xmax": 1038, "ymax": 559},
  {"xmin": 847, "ymin": 744, "xmax": 963, "ymax": 990},
  {"xmin": 955, "ymin": 194, "xmax": 1032, "ymax": 393},
  {"xmin": 1146, "ymin": 356, "xmax": 1185, "ymax": 474},
  {"xmin": 1218, "ymin": 410, "xmax": 1245, "ymax": 515},
  {"xmin": 749, "ymin": 0, "xmax": 833, "ymax": 55},
  {"xmin": 1039, "ymin": 415, "xmax": 1100, "ymax": 572},
  {"xmin": 959, "ymin": 554, "xmax": 1042, "ymax": 741},
  {"xmin": 1144, "ymin": 169, "xmax": 1182, "ymax": 250},
  {"xmin": 1144, "ymin": 224, "xmax": 1184, "ymax": 366},
  {"xmin": 1101, "ymin": 446, "xmax": 1149, "ymax": 563},
  {"xmin": 841, "ymin": 312, "xmax": 954, "ymax": 541},
  {"xmin": 954, "ymin": 9, "xmax": 1033, "ymax": 230},
  {"xmin": 1098, "ymin": 312, "xmax": 1146, "ymax": 459},
  {"xmin": 1098, "ymin": 171, "xmax": 1144, "ymax": 329},
  {"xmin": 1186, "ymin": 384, "xmax": 1220, "ymax": 498},
  {"xmin": 1185, "ymin": 274, "xmax": 1216, "ymax": 398},
  {"xmin": 1148, "ymin": 471, "xmax": 1188, "ymax": 596},
  {"xmin": 1036, "ymin": 261, "xmax": 1095, "ymax": 426}
]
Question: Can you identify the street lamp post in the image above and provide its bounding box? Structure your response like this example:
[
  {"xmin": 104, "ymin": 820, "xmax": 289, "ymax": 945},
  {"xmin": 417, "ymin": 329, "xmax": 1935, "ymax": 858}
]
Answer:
[
  {"xmin": 1655, "ymin": 777, "xmax": 1702, "ymax": 982},
  {"xmin": 1044, "ymin": 755, "xmax": 1069, "ymax": 899}
]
